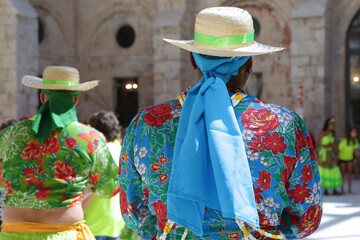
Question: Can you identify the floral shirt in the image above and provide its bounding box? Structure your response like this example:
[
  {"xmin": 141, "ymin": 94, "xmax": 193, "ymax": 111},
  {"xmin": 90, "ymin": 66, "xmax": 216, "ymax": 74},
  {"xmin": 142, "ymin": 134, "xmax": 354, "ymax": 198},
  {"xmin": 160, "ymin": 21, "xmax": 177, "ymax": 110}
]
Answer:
[
  {"xmin": 120, "ymin": 92, "xmax": 322, "ymax": 240},
  {"xmin": 0, "ymin": 117, "xmax": 120, "ymax": 209}
]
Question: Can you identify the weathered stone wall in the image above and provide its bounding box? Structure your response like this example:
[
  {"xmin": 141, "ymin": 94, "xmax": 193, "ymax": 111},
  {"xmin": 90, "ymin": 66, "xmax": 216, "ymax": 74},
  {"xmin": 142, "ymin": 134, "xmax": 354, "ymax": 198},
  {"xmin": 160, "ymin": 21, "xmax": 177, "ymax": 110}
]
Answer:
[
  {"xmin": 29, "ymin": 0, "xmax": 157, "ymax": 122},
  {"xmin": 0, "ymin": 0, "xmax": 38, "ymax": 121},
  {"xmin": 223, "ymin": 0, "xmax": 293, "ymax": 109},
  {"xmin": 152, "ymin": 0, "xmax": 197, "ymax": 104},
  {"xmin": 13, "ymin": 0, "xmax": 39, "ymax": 118},
  {"xmin": 2, "ymin": 0, "xmax": 358, "ymax": 135},
  {"xmin": 0, "ymin": 0, "xmax": 17, "ymax": 121},
  {"xmin": 290, "ymin": 0, "xmax": 327, "ymax": 138}
]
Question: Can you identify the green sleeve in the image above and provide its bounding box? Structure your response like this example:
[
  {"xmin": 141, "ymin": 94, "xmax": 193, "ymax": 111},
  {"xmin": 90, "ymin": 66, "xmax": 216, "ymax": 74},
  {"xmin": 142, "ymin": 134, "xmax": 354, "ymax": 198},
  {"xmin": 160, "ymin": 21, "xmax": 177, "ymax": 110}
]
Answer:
[
  {"xmin": 338, "ymin": 138, "xmax": 346, "ymax": 151},
  {"xmin": 88, "ymin": 135, "xmax": 120, "ymax": 199}
]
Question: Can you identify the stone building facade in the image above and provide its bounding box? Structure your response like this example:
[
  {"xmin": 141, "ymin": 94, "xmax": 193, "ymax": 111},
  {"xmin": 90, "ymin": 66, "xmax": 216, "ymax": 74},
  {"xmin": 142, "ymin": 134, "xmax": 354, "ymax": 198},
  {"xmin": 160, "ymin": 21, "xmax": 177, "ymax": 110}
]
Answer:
[{"xmin": 1, "ymin": 0, "xmax": 360, "ymax": 140}]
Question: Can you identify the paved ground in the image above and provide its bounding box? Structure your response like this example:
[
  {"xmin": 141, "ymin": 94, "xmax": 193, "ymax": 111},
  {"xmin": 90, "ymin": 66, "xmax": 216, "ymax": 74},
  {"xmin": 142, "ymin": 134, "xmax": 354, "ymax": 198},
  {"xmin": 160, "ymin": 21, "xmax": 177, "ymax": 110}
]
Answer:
[{"xmin": 306, "ymin": 175, "xmax": 360, "ymax": 240}]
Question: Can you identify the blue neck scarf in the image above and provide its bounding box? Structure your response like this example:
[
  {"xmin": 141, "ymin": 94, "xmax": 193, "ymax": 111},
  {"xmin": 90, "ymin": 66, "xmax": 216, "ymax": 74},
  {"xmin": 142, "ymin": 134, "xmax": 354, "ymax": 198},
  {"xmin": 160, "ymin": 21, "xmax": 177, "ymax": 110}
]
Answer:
[{"xmin": 167, "ymin": 53, "xmax": 259, "ymax": 236}]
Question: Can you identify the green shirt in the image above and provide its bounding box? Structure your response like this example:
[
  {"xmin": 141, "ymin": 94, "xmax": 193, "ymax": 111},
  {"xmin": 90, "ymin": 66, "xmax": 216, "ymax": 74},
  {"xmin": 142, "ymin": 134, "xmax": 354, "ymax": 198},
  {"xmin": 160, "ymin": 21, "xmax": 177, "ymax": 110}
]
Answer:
[
  {"xmin": 338, "ymin": 138, "xmax": 359, "ymax": 161},
  {"xmin": 0, "ymin": 117, "xmax": 120, "ymax": 209}
]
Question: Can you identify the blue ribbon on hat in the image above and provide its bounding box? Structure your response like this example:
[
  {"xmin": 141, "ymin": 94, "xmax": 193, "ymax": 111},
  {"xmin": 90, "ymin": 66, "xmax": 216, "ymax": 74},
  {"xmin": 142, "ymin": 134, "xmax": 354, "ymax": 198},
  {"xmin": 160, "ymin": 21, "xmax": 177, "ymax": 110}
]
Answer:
[{"xmin": 167, "ymin": 53, "xmax": 259, "ymax": 236}]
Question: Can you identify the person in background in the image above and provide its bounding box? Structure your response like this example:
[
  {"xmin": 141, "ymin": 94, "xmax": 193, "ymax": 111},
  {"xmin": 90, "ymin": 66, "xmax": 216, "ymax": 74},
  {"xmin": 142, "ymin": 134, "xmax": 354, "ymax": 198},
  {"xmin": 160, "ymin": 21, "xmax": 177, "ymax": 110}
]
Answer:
[
  {"xmin": 0, "ymin": 119, "xmax": 18, "ymax": 133},
  {"xmin": 83, "ymin": 111, "xmax": 136, "ymax": 240},
  {"xmin": 19, "ymin": 114, "xmax": 32, "ymax": 122},
  {"xmin": 317, "ymin": 116, "xmax": 342, "ymax": 195},
  {"xmin": 338, "ymin": 127, "xmax": 359, "ymax": 194},
  {"xmin": 120, "ymin": 7, "xmax": 322, "ymax": 240},
  {"xmin": 0, "ymin": 66, "xmax": 120, "ymax": 240}
]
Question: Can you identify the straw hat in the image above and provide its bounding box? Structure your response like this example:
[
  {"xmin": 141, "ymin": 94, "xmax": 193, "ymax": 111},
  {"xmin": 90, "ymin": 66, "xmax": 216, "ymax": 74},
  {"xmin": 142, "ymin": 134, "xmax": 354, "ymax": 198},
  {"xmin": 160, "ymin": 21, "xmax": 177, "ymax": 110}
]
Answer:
[
  {"xmin": 163, "ymin": 7, "xmax": 284, "ymax": 57},
  {"xmin": 22, "ymin": 66, "xmax": 99, "ymax": 91}
]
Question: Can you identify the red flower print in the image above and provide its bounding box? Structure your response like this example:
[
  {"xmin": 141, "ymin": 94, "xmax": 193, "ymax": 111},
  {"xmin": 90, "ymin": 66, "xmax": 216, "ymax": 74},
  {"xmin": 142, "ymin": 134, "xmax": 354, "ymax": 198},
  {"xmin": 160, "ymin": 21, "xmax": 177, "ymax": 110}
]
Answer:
[
  {"xmin": 143, "ymin": 103, "xmax": 173, "ymax": 127},
  {"xmin": 35, "ymin": 180, "xmax": 51, "ymax": 200},
  {"xmin": 159, "ymin": 174, "xmax": 168, "ymax": 183},
  {"xmin": 289, "ymin": 184, "xmax": 311, "ymax": 204},
  {"xmin": 248, "ymin": 136, "xmax": 266, "ymax": 152},
  {"xmin": 299, "ymin": 205, "xmax": 321, "ymax": 233},
  {"xmin": 306, "ymin": 135, "xmax": 316, "ymax": 160},
  {"xmin": 173, "ymin": 101, "xmax": 182, "ymax": 109},
  {"xmin": 64, "ymin": 137, "xmax": 77, "ymax": 150},
  {"xmin": 21, "ymin": 140, "xmax": 42, "ymax": 160},
  {"xmin": 152, "ymin": 200, "xmax": 168, "ymax": 231},
  {"xmin": 254, "ymin": 187, "xmax": 264, "ymax": 203},
  {"xmin": 120, "ymin": 187, "xmax": 129, "ymax": 214},
  {"xmin": 121, "ymin": 152, "xmax": 129, "ymax": 162},
  {"xmin": 283, "ymin": 156, "xmax": 296, "ymax": 172},
  {"xmin": 301, "ymin": 164, "xmax": 313, "ymax": 184},
  {"xmin": 0, "ymin": 177, "xmax": 13, "ymax": 196},
  {"xmin": 89, "ymin": 173, "xmax": 101, "ymax": 186},
  {"xmin": 228, "ymin": 232, "xmax": 241, "ymax": 239},
  {"xmin": 158, "ymin": 153, "xmax": 168, "ymax": 165},
  {"xmin": 281, "ymin": 207, "xmax": 300, "ymax": 227},
  {"xmin": 281, "ymin": 169, "xmax": 289, "ymax": 187},
  {"xmin": 296, "ymin": 129, "xmax": 307, "ymax": 149},
  {"xmin": 110, "ymin": 186, "xmax": 121, "ymax": 198},
  {"xmin": 77, "ymin": 130, "xmax": 100, "ymax": 154},
  {"xmin": 257, "ymin": 170, "xmax": 271, "ymax": 191},
  {"xmin": 263, "ymin": 132, "xmax": 287, "ymax": 154},
  {"xmin": 22, "ymin": 167, "xmax": 45, "ymax": 185},
  {"xmin": 134, "ymin": 113, "xmax": 141, "ymax": 127},
  {"xmin": 42, "ymin": 133, "xmax": 60, "ymax": 155},
  {"xmin": 68, "ymin": 193, "xmax": 83, "ymax": 207},
  {"xmin": 258, "ymin": 212, "xmax": 270, "ymax": 226},
  {"xmin": 143, "ymin": 188, "xmax": 150, "ymax": 200},
  {"xmin": 129, "ymin": 202, "xmax": 135, "ymax": 215},
  {"xmin": 241, "ymin": 108, "xmax": 279, "ymax": 136},
  {"xmin": 150, "ymin": 163, "xmax": 161, "ymax": 172},
  {"xmin": 53, "ymin": 161, "xmax": 76, "ymax": 183}
]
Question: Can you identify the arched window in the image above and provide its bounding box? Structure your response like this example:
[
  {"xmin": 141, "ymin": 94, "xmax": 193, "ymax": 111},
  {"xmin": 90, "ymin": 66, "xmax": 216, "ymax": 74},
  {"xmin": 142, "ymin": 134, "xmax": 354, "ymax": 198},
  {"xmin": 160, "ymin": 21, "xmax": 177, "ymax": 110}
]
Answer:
[{"xmin": 346, "ymin": 10, "xmax": 360, "ymax": 128}]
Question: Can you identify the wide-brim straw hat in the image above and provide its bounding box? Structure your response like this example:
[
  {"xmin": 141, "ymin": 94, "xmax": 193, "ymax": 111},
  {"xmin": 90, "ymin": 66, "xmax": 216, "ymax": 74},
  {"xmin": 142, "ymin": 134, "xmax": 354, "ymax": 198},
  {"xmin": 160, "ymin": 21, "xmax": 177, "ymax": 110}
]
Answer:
[
  {"xmin": 163, "ymin": 7, "xmax": 284, "ymax": 57},
  {"xmin": 22, "ymin": 66, "xmax": 99, "ymax": 91}
]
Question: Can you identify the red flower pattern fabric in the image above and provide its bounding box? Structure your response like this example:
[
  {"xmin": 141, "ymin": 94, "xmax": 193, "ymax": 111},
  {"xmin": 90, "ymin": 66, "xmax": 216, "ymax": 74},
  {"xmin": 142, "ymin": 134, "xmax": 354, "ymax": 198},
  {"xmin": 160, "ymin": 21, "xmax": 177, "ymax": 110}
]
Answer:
[
  {"xmin": 143, "ymin": 103, "xmax": 173, "ymax": 127},
  {"xmin": 289, "ymin": 183, "xmax": 312, "ymax": 204},
  {"xmin": 120, "ymin": 95, "xmax": 322, "ymax": 239},
  {"xmin": 263, "ymin": 132, "xmax": 287, "ymax": 154},
  {"xmin": 53, "ymin": 160, "xmax": 76, "ymax": 183},
  {"xmin": 241, "ymin": 108, "xmax": 279, "ymax": 136},
  {"xmin": 120, "ymin": 187, "xmax": 129, "ymax": 214},
  {"xmin": 0, "ymin": 119, "xmax": 120, "ymax": 209},
  {"xmin": 257, "ymin": 170, "xmax": 272, "ymax": 191}
]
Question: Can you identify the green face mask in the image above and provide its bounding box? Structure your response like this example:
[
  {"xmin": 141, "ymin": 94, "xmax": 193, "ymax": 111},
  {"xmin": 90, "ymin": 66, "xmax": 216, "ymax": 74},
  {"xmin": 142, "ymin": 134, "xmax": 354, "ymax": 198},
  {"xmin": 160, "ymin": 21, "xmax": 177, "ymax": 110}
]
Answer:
[{"xmin": 31, "ymin": 89, "xmax": 79, "ymax": 143}]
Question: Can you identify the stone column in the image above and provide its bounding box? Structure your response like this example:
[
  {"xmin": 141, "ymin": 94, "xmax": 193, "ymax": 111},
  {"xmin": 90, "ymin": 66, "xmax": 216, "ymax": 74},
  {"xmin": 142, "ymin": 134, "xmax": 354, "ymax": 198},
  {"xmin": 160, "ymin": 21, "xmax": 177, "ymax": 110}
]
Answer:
[
  {"xmin": 0, "ymin": 0, "xmax": 38, "ymax": 121},
  {"xmin": 152, "ymin": 0, "xmax": 196, "ymax": 104},
  {"xmin": 291, "ymin": 0, "xmax": 327, "ymax": 137}
]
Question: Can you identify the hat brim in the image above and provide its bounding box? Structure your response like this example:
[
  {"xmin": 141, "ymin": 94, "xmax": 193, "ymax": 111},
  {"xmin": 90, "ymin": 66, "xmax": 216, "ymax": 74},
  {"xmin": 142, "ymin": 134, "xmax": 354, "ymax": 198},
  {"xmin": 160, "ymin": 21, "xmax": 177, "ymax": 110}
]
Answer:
[
  {"xmin": 21, "ymin": 75, "xmax": 100, "ymax": 91},
  {"xmin": 163, "ymin": 38, "xmax": 284, "ymax": 57}
]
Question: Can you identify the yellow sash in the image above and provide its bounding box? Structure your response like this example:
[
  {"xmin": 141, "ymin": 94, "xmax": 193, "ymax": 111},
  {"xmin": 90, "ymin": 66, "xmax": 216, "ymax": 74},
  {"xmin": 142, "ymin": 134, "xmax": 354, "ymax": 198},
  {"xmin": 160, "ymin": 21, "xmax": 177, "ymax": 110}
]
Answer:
[{"xmin": 2, "ymin": 222, "xmax": 95, "ymax": 240}]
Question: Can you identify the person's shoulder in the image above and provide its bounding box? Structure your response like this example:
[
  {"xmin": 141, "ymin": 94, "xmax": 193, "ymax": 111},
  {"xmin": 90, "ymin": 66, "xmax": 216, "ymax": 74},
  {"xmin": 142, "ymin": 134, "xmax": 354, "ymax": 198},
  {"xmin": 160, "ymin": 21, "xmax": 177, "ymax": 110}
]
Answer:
[
  {"xmin": 246, "ymin": 98, "xmax": 297, "ymax": 121},
  {"xmin": 67, "ymin": 121, "xmax": 105, "ymax": 140},
  {"xmin": 0, "ymin": 118, "xmax": 33, "ymax": 136},
  {"xmin": 130, "ymin": 98, "xmax": 181, "ymax": 129}
]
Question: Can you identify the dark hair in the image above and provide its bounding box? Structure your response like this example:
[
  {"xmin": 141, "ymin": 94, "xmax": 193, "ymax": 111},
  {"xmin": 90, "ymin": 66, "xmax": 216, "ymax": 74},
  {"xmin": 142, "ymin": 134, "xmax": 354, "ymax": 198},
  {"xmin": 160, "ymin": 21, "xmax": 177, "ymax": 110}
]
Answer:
[
  {"xmin": 322, "ymin": 118, "xmax": 331, "ymax": 131},
  {"xmin": 87, "ymin": 111, "xmax": 121, "ymax": 142},
  {"xmin": 0, "ymin": 119, "xmax": 18, "ymax": 131},
  {"xmin": 346, "ymin": 127, "xmax": 358, "ymax": 145}
]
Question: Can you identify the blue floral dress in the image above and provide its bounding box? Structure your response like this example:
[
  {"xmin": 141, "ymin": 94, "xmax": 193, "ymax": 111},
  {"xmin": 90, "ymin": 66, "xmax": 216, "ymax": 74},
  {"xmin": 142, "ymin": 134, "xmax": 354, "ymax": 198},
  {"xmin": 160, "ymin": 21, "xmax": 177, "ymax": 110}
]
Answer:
[{"xmin": 120, "ymin": 92, "xmax": 322, "ymax": 240}]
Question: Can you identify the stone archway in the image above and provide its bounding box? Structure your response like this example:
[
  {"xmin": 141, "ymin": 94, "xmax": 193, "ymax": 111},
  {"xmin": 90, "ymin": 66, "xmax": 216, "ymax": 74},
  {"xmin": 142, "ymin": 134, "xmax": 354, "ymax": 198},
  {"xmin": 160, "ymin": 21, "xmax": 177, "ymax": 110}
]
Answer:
[
  {"xmin": 325, "ymin": 0, "xmax": 360, "ymax": 137},
  {"xmin": 80, "ymin": 2, "xmax": 157, "ymax": 124}
]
